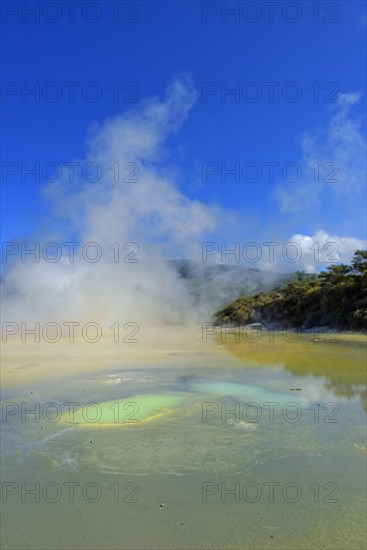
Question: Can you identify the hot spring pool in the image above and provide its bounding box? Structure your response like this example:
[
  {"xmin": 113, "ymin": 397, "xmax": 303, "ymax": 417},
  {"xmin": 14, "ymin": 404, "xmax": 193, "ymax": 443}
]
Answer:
[{"xmin": 1, "ymin": 328, "xmax": 366, "ymax": 549}]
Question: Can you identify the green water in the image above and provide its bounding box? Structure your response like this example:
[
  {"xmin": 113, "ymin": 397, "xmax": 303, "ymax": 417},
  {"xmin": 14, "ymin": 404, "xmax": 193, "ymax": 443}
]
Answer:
[
  {"xmin": 61, "ymin": 393, "xmax": 189, "ymax": 426},
  {"xmin": 1, "ymin": 331, "xmax": 366, "ymax": 549}
]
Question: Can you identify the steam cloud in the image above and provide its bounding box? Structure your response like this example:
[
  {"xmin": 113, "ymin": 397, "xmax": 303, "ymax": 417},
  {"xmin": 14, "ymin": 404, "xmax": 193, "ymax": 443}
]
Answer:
[{"xmin": 2, "ymin": 79, "xmax": 218, "ymax": 326}]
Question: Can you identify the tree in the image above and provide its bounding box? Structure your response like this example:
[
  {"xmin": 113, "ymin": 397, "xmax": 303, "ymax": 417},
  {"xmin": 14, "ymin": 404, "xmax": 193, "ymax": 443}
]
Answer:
[{"xmin": 351, "ymin": 250, "xmax": 367, "ymax": 274}]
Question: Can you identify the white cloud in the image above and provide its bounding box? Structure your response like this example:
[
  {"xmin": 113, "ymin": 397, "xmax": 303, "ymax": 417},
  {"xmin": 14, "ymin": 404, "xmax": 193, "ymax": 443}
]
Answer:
[
  {"xmin": 204, "ymin": 230, "xmax": 365, "ymax": 273},
  {"xmin": 258, "ymin": 230, "xmax": 366, "ymax": 273},
  {"xmin": 275, "ymin": 93, "xmax": 366, "ymax": 217}
]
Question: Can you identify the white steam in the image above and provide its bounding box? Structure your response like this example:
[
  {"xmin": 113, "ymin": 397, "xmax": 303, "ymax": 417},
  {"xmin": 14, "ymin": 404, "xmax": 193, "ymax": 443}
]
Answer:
[{"xmin": 2, "ymin": 79, "xmax": 217, "ymax": 326}]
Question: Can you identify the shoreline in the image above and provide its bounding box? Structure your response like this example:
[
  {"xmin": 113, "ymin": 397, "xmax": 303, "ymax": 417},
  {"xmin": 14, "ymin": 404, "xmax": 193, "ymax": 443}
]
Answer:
[{"xmin": 214, "ymin": 322, "xmax": 367, "ymax": 336}]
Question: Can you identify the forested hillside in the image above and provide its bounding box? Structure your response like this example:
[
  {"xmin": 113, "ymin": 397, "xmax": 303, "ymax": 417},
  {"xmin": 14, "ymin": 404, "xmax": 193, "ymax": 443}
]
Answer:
[{"xmin": 214, "ymin": 251, "xmax": 367, "ymax": 330}]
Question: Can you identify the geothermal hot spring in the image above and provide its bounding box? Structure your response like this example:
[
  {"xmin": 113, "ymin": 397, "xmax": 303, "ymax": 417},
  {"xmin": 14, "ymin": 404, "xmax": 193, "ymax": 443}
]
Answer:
[
  {"xmin": 1, "ymin": 327, "xmax": 366, "ymax": 549},
  {"xmin": 1, "ymin": 84, "xmax": 366, "ymax": 549}
]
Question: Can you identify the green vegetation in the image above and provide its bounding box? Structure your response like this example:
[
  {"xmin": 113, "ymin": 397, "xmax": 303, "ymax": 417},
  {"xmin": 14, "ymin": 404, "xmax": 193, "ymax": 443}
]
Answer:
[{"xmin": 214, "ymin": 250, "xmax": 367, "ymax": 330}]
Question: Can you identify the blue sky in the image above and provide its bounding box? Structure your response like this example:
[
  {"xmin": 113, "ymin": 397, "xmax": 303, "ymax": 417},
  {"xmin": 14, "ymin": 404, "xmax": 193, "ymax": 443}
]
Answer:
[{"xmin": 1, "ymin": 0, "xmax": 366, "ymax": 269}]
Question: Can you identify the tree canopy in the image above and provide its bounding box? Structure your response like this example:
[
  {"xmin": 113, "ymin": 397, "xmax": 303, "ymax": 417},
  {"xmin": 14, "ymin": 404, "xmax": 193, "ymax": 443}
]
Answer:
[{"xmin": 214, "ymin": 250, "xmax": 367, "ymax": 331}]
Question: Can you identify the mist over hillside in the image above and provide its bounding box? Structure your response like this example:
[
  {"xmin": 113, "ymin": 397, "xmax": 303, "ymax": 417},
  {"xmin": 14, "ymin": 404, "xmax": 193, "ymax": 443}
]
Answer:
[{"xmin": 168, "ymin": 259, "xmax": 289, "ymax": 312}]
